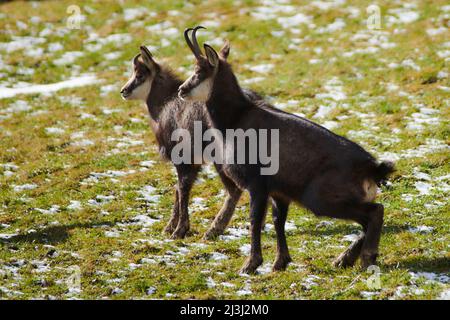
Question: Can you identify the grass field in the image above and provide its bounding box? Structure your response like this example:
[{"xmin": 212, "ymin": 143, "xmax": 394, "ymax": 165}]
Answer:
[{"xmin": 0, "ymin": 0, "xmax": 449, "ymax": 300}]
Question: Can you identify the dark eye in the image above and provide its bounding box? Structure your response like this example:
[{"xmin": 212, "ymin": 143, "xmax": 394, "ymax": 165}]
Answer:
[{"xmin": 136, "ymin": 74, "xmax": 145, "ymax": 81}]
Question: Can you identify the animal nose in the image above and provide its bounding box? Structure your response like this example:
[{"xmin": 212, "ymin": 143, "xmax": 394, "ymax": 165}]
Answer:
[{"xmin": 120, "ymin": 87, "xmax": 130, "ymax": 96}]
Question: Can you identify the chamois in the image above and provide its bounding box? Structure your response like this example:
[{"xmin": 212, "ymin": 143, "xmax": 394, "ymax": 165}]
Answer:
[
  {"xmin": 121, "ymin": 45, "xmax": 264, "ymax": 239},
  {"xmin": 178, "ymin": 27, "xmax": 394, "ymax": 273}
]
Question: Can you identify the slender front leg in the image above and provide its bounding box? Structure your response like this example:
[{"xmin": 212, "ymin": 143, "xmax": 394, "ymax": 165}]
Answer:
[
  {"xmin": 272, "ymin": 197, "xmax": 292, "ymax": 271},
  {"xmin": 171, "ymin": 165, "xmax": 199, "ymax": 239},
  {"xmin": 204, "ymin": 167, "xmax": 242, "ymax": 240},
  {"xmin": 164, "ymin": 185, "xmax": 180, "ymax": 234},
  {"xmin": 240, "ymin": 187, "xmax": 268, "ymax": 274}
]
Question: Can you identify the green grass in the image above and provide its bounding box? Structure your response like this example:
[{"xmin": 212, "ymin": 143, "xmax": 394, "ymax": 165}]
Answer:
[{"xmin": 0, "ymin": 0, "xmax": 449, "ymax": 300}]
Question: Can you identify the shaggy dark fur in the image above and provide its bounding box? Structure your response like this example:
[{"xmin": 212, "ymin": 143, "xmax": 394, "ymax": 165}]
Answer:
[
  {"xmin": 122, "ymin": 47, "xmax": 263, "ymax": 239},
  {"xmin": 179, "ymin": 31, "xmax": 395, "ymax": 273}
]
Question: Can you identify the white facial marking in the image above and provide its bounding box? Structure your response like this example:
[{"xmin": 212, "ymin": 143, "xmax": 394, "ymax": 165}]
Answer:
[
  {"xmin": 187, "ymin": 77, "xmax": 213, "ymax": 102},
  {"xmin": 129, "ymin": 77, "xmax": 152, "ymax": 101}
]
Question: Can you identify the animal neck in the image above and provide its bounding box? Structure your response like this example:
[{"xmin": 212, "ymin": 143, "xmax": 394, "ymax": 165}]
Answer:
[
  {"xmin": 206, "ymin": 63, "xmax": 251, "ymax": 132},
  {"xmin": 146, "ymin": 68, "xmax": 183, "ymax": 121}
]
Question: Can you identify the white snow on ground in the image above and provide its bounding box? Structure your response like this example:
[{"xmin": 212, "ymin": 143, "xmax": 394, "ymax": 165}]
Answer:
[
  {"xmin": 240, "ymin": 244, "xmax": 251, "ymax": 256},
  {"xmin": 12, "ymin": 184, "xmax": 37, "ymax": 192},
  {"xmin": 0, "ymin": 36, "xmax": 46, "ymax": 52},
  {"xmin": 53, "ymin": 51, "xmax": 84, "ymax": 66},
  {"xmin": 210, "ymin": 252, "xmax": 228, "ymax": 261},
  {"xmin": 317, "ymin": 19, "xmax": 346, "ymax": 33},
  {"xmin": 247, "ymin": 64, "xmax": 274, "ymax": 73},
  {"xmin": 0, "ymin": 233, "xmax": 18, "ymax": 239},
  {"xmin": 1, "ymin": 163, "xmax": 18, "ymax": 177},
  {"xmin": 67, "ymin": 200, "xmax": 82, "ymax": 210},
  {"xmin": 389, "ymin": 8, "xmax": 420, "ymax": 24},
  {"xmin": 45, "ymin": 127, "xmax": 65, "ymax": 135},
  {"xmin": 146, "ymin": 21, "xmax": 178, "ymax": 39},
  {"xmin": 277, "ymin": 13, "xmax": 313, "ymax": 28},
  {"xmin": 118, "ymin": 215, "xmax": 159, "ymax": 230},
  {"xmin": 406, "ymin": 110, "xmax": 441, "ymax": 131},
  {"xmin": 139, "ymin": 160, "xmax": 155, "ymax": 168},
  {"xmin": 410, "ymin": 272, "xmax": 450, "ymax": 284},
  {"xmin": 315, "ymin": 77, "xmax": 347, "ymax": 101},
  {"xmin": 302, "ymin": 275, "xmax": 321, "ymax": 289},
  {"xmin": 219, "ymin": 227, "xmax": 248, "ymax": 241},
  {"xmin": 311, "ymin": 0, "xmax": 347, "ymax": 11},
  {"xmin": 88, "ymin": 195, "xmax": 115, "ymax": 206},
  {"xmin": 0, "ymin": 74, "xmax": 98, "ymax": 99},
  {"xmin": 190, "ymin": 197, "xmax": 207, "ymax": 212},
  {"xmin": 236, "ymin": 280, "xmax": 253, "ymax": 296},
  {"xmin": 241, "ymin": 76, "xmax": 265, "ymax": 85},
  {"xmin": 123, "ymin": 7, "xmax": 155, "ymax": 21},
  {"xmin": 2, "ymin": 100, "xmax": 32, "ymax": 113},
  {"xmin": 342, "ymin": 233, "xmax": 359, "ymax": 242},
  {"xmin": 439, "ymin": 289, "xmax": 450, "ymax": 300},
  {"xmin": 414, "ymin": 181, "xmax": 432, "ymax": 195},
  {"xmin": 408, "ymin": 226, "xmax": 434, "ymax": 234},
  {"xmin": 35, "ymin": 205, "xmax": 60, "ymax": 215},
  {"xmin": 81, "ymin": 170, "xmax": 136, "ymax": 185},
  {"xmin": 136, "ymin": 185, "xmax": 161, "ymax": 203}
]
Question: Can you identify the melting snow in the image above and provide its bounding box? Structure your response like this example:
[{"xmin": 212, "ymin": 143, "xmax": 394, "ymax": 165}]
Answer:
[
  {"xmin": 408, "ymin": 226, "xmax": 434, "ymax": 234},
  {"xmin": 210, "ymin": 252, "xmax": 228, "ymax": 261},
  {"xmin": 414, "ymin": 181, "xmax": 432, "ymax": 195},
  {"xmin": 0, "ymin": 74, "xmax": 98, "ymax": 99},
  {"xmin": 136, "ymin": 185, "xmax": 161, "ymax": 203},
  {"xmin": 13, "ymin": 184, "xmax": 37, "ymax": 192}
]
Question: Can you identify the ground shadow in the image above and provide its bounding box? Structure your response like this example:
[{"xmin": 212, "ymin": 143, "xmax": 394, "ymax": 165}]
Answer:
[
  {"xmin": 382, "ymin": 256, "xmax": 450, "ymax": 273},
  {"xmin": 302, "ymin": 223, "xmax": 410, "ymax": 237},
  {"xmin": 0, "ymin": 220, "xmax": 115, "ymax": 246}
]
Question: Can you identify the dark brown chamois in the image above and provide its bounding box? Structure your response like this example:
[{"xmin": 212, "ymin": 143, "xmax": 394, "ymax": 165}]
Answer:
[
  {"xmin": 178, "ymin": 27, "xmax": 394, "ymax": 273},
  {"xmin": 121, "ymin": 45, "xmax": 264, "ymax": 239}
]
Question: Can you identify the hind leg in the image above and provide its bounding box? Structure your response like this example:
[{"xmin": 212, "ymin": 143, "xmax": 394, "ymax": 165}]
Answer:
[
  {"xmin": 360, "ymin": 203, "xmax": 384, "ymax": 269},
  {"xmin": 327, "ymin": 203, "xmax": 382, "ymax": 269},
  {"xmin": 164, "ymin": 186, "xmax": 179, "ymax": 234},
  {"xmin": 204, "ymin": 167, "xmax": 242, "ymax": 240},
  {"xmin": 271, "ymin": 197, "xmax": 292, "ymax": 271},
  {"xmin": 301, "ymin": 174, "xmax": 385, "ymax": 269},
  {"xmin": 333, "ymin": 232, "xmax": 365, "ymax": 268}
]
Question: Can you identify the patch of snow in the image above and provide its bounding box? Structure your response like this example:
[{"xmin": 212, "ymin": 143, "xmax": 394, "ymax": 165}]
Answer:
[
  {"xmin": 342, "ymin": 233, "xmax": 359, "ymax": 242},
  {"xmin": 35, "ymin": 205, "xmax": 60, "ymax": 215},
  {"xmin": 0, "ymin": 36, "xmax": 46, "ymax": 52},
  {"xmin": 67, "ymin": 201, "xmax": 82, "ymax": 210},
  {"xmin": 408, "ymin": 226, "xmax": 434, "ymax": 234},
  {"xmin": 248, "ymin": 64, "xmax": 274, "ymax": 73},
  {"xmin": 210, "ymin": 252, "xmax": 228, "ymax": 261},
  {"xmin": 45, "ymin": 127, "xmax": 65, "ymax": 135},
  {"xmin": 0, "ymin": 74, "xmax": 98, "ymax": 99},
  {"xmin": 136, "ymin": 185, "xmax": 161, "ymax": 203},
  {"xmin": 277, "ymin": 13, "xmax": 313, "ymax": 29},
  {"xmin": 13, "ymin": 184, "xmax": 37, "ymax": 192},
  {"xmin": 414, "ymin": 181, "xmax": 432, "ymax": 195}
]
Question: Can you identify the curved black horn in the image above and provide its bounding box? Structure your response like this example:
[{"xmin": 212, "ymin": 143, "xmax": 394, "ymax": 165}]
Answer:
[
  {"xmin": 184, "ymin": 27, "xmax": 198, "ymax": 57},
  {"xmin": 192, "ymin": 26, "xmax": 206, "ymax": 58}
]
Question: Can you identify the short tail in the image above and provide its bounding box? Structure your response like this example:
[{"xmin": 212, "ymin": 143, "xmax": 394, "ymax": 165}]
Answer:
[{"xmin": 372, "ymin": 161, "xmax": 395, "ymax": 185}]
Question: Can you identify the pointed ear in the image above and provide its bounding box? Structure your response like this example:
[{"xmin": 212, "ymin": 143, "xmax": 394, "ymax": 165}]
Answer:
[
  {"xmin": 204, "ymin": 44, "xmax": 219, "ymax": 67},
  {"xmin": 139, "ymin": 46, "xmax": 158, "ymax": 71},
  {"xmin": 219, "ymin": 40, "xmax": 230, "ymax": 60},
  {"xmin": 132, "ymin": 53, "xmax": 141, "ymax": 65}
]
